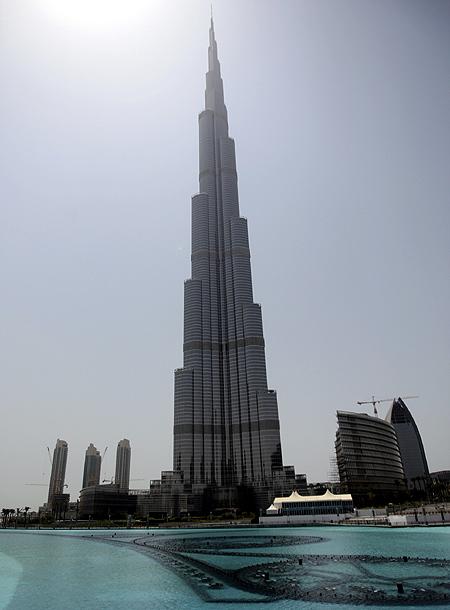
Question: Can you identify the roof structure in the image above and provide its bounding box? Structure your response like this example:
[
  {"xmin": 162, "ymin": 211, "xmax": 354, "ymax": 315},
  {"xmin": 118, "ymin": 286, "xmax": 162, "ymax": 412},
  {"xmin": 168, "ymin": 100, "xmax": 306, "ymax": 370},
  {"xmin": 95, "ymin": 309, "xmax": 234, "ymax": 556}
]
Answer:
[{"xmin": 271, "ymin": 489, "xmax": 353, "ymax": 508}]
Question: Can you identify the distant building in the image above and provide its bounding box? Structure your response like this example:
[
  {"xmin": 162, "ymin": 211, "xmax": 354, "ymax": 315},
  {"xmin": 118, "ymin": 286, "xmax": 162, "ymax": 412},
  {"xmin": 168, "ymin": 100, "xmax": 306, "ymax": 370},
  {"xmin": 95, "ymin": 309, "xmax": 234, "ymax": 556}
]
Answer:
[
  {"xmin": 51, "ymin": 494, "xmax": 70, "ymax": 520},
  {"xmin": 131, "ymin": 483, "xmax": 166, "ymax": 520},
  {"xmin": 294, "ymin": 473, "xmax": 308, "ymax": 493},
  {"xmin": 307, "ymin": 480, "xmax": 341, "ymax": 495},
  {"xmin": 47, "ymin": 439, "xmax": 68, "ymax": 508},
  {"xmin": 261, "ymin": 489, "xmax": 354, "ymax": 524},
  {"xmin": 82, "ymin": 443, "xmax": 101, "ymax": 489},
  {"xmin": 385, "ymin": 398, "xmax": 429, "ymax": 491},
  {"xmin": 430, "ymin": 470, "xmax": 450, "ymax": 502},
  {"xmin": 335, "ymin": 411, "xmax": 406, "ymax": 506},
  {"xmin": 79, "ymin": 484, "xmax": 136, "ymax": 520},
  {"xmin": 431, "ymin": 470, "xmax": 450, "ymax": 483},
  {"xmin": 115, "ymin": 439, "xmax": 131, "ymax": 491},
  {"xmin": 144, "ymin": 471, "xmax": 196, "ymax": 518}
]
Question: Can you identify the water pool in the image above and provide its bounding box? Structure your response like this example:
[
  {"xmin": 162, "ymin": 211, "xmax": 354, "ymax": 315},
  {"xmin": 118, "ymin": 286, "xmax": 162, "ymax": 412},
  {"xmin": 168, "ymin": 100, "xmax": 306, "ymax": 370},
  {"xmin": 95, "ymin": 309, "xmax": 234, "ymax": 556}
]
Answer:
[{"xmin": 0, "ymin": 526, "xmax": 449, "ymax": 609}]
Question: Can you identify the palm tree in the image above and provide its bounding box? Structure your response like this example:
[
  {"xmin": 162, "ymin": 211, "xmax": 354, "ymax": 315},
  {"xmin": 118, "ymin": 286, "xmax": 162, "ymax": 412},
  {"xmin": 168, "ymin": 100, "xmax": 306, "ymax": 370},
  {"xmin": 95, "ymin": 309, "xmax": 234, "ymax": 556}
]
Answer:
[
  {"xmin": 23, "ymin": 506, "xmax": 30, "ymax": 528},
  {"xmin": 15, "ymin": 508, "xmax": 22, "ymax": 528},
  {"xmin": 1, "ymin": 508, "xmax": 8, "ymax": 528}
]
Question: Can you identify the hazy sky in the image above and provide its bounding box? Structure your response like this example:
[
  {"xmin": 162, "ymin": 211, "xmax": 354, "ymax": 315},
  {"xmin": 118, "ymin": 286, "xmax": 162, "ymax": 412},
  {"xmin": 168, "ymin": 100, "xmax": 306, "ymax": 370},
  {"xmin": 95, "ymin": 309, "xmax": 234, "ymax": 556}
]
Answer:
[{"xmin": 1, "ymin": 0, "xmax": 449, "ymax": 510}]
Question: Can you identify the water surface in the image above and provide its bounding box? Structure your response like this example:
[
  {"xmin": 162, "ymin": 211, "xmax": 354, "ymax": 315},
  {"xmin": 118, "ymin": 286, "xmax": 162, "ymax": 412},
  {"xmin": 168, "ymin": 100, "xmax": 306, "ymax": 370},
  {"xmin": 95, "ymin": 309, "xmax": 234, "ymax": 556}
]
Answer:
[{"xmin": 0, "ymin": 526, "xmax": 448, "ymax": 609}]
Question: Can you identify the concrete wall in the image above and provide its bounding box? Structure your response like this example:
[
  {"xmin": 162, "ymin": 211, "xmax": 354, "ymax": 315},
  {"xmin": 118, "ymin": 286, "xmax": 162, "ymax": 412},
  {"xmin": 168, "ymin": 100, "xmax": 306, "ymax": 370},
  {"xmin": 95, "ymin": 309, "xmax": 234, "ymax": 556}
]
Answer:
[
  {"xmin": 260, "ymin": 513, "xmax": 353, "ymax": 525},
  {"xmin": 389, "ymin": 512, "xmax": 450, "ymax": 526}
]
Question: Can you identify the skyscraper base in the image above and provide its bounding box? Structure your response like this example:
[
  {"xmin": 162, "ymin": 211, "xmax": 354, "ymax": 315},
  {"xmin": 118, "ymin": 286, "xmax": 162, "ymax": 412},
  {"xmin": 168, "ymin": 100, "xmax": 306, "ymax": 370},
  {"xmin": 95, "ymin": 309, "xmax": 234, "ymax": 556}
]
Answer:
[{"xmin": 147, "ymin": 466, "xmax": 296, "ymax": 518}]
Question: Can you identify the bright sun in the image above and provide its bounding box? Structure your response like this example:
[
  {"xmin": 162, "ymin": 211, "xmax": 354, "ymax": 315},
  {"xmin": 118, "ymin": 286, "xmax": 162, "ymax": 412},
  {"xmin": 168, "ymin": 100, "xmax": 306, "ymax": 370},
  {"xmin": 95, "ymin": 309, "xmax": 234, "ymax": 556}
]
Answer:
[{"xmin": 42, "ymin": 0, "xmax": 154, "ymax": 31}]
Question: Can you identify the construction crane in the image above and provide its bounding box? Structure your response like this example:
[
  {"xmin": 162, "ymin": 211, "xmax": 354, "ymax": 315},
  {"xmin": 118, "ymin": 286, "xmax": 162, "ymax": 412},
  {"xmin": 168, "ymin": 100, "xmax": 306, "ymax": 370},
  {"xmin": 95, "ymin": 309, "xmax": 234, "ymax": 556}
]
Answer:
[
  {"xmin": 357, "ymin": 395, "xmax": 418, "ymax": 416},
  {"xmin": 101, "ymin": 478, "xmax": 145, "ymax": 483},
  {"xmin": 102, "ymin": 446, "xmax": 108, "ymax": 460},
  {"xmin": 25, "ymin": 482, "xmax": 68, "ymax": 487}
]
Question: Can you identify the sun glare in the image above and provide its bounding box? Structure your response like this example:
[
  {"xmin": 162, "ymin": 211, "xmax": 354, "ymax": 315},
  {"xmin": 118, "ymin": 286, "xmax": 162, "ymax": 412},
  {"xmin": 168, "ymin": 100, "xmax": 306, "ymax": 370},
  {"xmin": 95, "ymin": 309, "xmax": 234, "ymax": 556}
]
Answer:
[{"xmin": 42, "ymin": 0, "xmax": 154, "ymax": 31}]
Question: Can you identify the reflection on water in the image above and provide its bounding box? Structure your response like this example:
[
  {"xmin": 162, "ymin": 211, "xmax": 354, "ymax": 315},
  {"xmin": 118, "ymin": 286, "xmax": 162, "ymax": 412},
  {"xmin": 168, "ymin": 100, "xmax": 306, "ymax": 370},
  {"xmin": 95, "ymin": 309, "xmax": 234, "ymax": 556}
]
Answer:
[{"xmin": 0, "ymin": 526, "xmax": 449, "ymax": 609}]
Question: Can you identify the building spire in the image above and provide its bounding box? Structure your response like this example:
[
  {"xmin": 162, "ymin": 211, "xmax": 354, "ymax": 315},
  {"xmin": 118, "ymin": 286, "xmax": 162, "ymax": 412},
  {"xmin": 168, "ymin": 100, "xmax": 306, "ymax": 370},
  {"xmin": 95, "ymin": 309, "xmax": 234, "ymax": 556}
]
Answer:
[
  {"xmin": 208, "ymin": 11, "xmax": 219, "ymax": 73},
  {"xmin": 206, "ymin": 14, "xmax": 226, "ymax": 114}
]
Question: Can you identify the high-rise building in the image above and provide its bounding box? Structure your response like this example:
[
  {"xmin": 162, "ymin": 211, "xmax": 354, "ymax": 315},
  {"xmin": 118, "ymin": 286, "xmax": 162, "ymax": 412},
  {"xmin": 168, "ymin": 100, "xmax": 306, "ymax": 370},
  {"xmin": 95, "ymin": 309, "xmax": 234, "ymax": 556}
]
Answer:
[
  {"xmin": 172, "ymin": 18, "xmax": 293, "ymax": 512},
  {"xmin": 115, "ymin": 439, "xmax": 131, "ymax": 491},
  {"xmin": 385, "ymin": 398, "xmax": 429, "ymax": 490},
  {"xmin": 47, "ymin": 439, "xmax": 68, "ymax": 505},
  {"xmin": 335, "ymin": 411, "xmax": 406, "ymax": 505},
  {"xmin": 82, "ymin": 443, "xmax": 101, "ymax": 489}
]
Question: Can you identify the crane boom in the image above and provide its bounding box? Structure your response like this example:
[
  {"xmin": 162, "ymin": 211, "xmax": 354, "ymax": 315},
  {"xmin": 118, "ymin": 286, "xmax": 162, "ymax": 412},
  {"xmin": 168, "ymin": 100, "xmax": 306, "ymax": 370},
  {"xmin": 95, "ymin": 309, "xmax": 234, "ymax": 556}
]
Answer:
[{"xmin": 356, "ymin": 395, "xmax": 419, "ymax": 416}]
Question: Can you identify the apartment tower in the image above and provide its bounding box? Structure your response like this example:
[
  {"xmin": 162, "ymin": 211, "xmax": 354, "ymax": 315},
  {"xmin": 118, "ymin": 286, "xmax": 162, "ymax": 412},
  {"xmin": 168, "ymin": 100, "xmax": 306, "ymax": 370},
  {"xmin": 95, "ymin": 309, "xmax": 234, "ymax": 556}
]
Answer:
[
  {"xmin": 82, "ymin": 443, "xmax": 102, "ymax": 489},
  {"xmin": 115, "ymin": 439, "xmax": 131, "ymax": 491},
  {"xmin": 47, "ymin": 439, "xmax": 68, "ymax": 505}
]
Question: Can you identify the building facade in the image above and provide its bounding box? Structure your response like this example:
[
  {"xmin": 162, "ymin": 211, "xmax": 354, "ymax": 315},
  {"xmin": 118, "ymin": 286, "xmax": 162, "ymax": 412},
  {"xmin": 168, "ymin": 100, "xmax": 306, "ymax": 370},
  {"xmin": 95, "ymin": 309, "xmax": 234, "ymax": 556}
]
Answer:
[
  {"xmin": 115, "ymin": 439, "xmax": 131, "ymax": 491},
  {"xmin": 172, "ymin": 18, "xmax": 293, "ymax": 514},
  {"xmin": 335, "ymin": 411, "xmax": 406, "ymax": 506},
  {"xmin": 79, "ymin": 484, "xmax": 136, "ymax": 520},
  {"xmin": 47, "ymin": 439, "xmax": 68, "ymax": 506},
  {"xmin": 385, "ymin": 398, "xmax": 429, "ymax": 490},
  {"xmin": 82, "ymin": 443, "xmax": 101, "ymax": 489}
]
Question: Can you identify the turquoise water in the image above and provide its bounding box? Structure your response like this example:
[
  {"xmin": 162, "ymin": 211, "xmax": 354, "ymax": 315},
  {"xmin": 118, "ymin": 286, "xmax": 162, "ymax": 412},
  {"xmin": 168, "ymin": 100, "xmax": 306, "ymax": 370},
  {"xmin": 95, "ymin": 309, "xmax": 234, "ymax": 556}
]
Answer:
[{"xmin": 0, "ymin": 526, "xmax": 449, "ymax": 609}]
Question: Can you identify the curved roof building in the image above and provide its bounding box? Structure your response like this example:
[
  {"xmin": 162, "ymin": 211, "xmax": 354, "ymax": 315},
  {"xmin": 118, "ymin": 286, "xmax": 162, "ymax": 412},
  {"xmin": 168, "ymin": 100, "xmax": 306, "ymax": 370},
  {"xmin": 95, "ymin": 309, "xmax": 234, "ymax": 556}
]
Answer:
[
  {"xmin": 267, "ymin": 489, "xmax": 353, "ymax": 515},
  {"xmin": 335, "ymin": 411, "xmax": 405, "ymax": 506},
  {"xmin": 385, "ymin": 398, "xmax": 429, "ymax": 489}
]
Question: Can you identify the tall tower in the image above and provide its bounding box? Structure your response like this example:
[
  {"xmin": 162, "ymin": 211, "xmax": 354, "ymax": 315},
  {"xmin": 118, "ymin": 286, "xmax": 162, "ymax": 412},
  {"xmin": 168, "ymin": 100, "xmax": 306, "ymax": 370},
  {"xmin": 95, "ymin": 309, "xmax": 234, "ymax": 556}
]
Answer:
[
  {"xmin": 385, "ymin": 398, "xmax": 429, "ymax": 490},
  {"xmin": 173, "ymin": 19, "xmax": 290, "ymax": 510},
  {"xmin": 115, "ymin": 439, "xmax": 131, "ymax": 491},
  {"xmin": 82, "ymin": 443, "xmax": 101, "ymax": 489},
  {"xmin": 47, "ymin": 439, "xmax": 68, "ymax": 504}
]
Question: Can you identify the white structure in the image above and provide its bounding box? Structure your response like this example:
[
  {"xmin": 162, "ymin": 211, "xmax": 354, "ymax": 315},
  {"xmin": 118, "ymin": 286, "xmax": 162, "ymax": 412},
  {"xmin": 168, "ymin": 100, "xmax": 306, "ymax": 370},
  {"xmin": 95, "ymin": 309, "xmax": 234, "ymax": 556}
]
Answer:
[{"xmin": 261, "ymin": 489, "xmax": 354, "ymax": 525}]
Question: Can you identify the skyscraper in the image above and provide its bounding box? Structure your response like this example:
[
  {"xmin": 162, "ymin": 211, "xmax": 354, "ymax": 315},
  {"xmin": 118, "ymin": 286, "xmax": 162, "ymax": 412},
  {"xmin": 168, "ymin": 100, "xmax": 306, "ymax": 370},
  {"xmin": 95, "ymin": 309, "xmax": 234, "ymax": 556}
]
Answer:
[
  {"xmin": 47, "ymin": 439, "xmax": 68, "ymax": 505},
  {"xmin": 172, "ymin": 19, "xmax": 292, "ymax": 511},
  {"xmin": 82, "ymin": 443, "xmax": 101, "ymax": 489},
  {"xmin": 115, "ymin": 439, "xmax": 131, "ymax": 491},
  {"xmin": 335, "ymin": 411, "xmax": 406, "ymax": 505},
  {"xmin": 385, "ymin": 397, "xmax": 429, "ymax": 490}
]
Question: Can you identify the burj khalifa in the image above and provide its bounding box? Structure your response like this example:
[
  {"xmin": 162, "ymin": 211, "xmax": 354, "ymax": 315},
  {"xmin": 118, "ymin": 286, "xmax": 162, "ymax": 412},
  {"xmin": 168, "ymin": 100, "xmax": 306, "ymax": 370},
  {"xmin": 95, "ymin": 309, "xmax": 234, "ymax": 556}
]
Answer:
[{"xmin": 172, "ymin": 19, "xmax": 294, "ymax": 511}]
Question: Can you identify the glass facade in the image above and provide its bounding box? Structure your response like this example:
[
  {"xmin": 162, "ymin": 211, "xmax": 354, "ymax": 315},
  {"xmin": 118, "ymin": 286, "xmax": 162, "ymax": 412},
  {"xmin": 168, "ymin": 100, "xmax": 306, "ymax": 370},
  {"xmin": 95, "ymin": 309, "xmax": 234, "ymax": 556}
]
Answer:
[
  {"xmin": 335, "ymin": 411, "xmax": 406, "ymax": 505},
  {"xmin": 385, "ymin": 398, "xmax": 429, "ymax": 489}
]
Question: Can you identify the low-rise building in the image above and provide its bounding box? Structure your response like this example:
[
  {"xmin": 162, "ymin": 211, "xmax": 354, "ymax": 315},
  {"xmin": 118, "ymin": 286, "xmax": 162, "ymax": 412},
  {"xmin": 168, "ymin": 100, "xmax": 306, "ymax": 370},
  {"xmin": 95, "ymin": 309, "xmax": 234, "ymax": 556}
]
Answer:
[
  {"xmin": 260, "ymin": 489, "xmax": 354, "ymax": 524},
  {"xmin": 78, "ymin": 483, "xmax": 136, "ymax": 520}
]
